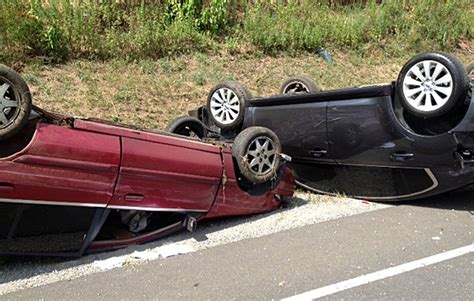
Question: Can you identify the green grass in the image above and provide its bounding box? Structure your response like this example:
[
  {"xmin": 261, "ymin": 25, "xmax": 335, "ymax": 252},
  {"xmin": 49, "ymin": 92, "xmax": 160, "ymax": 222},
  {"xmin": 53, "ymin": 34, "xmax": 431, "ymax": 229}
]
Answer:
[
  {"xmin": 0, "ymin": 0, "xmax": 472, "ymax": 64},
  {"xmin": 244, "ymin": 0, "xmax": 473, "ymax": 54}
]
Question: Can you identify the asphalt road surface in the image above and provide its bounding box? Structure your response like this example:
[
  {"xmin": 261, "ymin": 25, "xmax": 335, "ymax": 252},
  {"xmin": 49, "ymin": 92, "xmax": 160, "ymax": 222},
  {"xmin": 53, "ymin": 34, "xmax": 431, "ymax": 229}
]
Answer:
[{"xmin": 4, "ymin": 190, "xmax": 473, "ymax": 300}]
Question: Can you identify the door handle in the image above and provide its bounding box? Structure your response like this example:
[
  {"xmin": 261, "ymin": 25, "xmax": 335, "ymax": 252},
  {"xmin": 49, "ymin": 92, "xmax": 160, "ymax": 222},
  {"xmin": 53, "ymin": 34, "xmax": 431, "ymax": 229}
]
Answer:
[
  {"xmin": 0, "ymin": 183, "xmax": 14, "ymax": 192},
  {"xmin": 124, "ymin": 194, "xmax": 145, "ymax": 202},
  {"xmin": 391, "ymin": 151, "xmax": 415, "ymax": 161},
  {"xmin": 309, "ymin": 149, "xmax": 328, "ymax": 158}
]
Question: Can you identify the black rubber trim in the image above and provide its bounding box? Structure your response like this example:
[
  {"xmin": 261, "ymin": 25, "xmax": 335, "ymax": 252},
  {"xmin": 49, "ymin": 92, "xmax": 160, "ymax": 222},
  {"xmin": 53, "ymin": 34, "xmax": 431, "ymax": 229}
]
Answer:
[{"xmin": 248, "ymin": 84, "xmax": 394, "ymax": 107}]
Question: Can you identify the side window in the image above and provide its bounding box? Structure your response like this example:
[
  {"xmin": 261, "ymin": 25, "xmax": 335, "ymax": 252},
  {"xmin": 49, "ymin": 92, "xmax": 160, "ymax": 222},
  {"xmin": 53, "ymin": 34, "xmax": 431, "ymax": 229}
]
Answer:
[
  {"xmin": 0, "ymin": 203, "xmax": 100, "ymax": 255},
  {"xmin": 334, "ymin": 165, "xmax": 437, "ymax": 199},
  {"xmin": 290, "ymin": 162, "xmax": 344, "ymax": 195}
]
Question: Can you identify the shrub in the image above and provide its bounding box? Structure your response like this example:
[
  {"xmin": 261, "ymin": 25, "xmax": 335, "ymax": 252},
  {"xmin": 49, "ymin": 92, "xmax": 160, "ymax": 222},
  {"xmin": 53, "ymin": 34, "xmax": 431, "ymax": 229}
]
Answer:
[{"xmin": 0, "ymin": 0, "xmax": 471, "ymax": 63}]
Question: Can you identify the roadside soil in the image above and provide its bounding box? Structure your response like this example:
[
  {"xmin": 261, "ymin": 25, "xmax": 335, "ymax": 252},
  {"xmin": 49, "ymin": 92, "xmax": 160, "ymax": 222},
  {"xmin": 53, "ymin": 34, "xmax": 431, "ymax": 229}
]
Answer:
[{"xmin": 21, "ymin": 50, "xmax": 473, "ymax": 129}]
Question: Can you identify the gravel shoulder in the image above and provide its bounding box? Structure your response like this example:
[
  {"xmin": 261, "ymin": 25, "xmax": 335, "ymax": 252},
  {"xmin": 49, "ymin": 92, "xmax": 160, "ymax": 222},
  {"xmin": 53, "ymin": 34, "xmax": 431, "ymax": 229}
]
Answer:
[{"xmin": 0, "ymin": 192, "xmax": 391, "ymax": 295}]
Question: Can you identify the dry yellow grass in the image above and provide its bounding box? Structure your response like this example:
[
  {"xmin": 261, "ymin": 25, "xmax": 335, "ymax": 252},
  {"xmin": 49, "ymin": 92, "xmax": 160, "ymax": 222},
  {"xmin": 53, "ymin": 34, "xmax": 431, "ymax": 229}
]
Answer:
[{"xmin": 22, "ymin": 50, "xmax": 473, "ymax": 130}]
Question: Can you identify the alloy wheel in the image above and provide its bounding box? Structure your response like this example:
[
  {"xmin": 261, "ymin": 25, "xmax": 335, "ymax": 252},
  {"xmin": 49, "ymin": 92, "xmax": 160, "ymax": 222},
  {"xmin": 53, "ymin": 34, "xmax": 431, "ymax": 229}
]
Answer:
[
  {"xmin": 402, "ymin": 60, "xmax": 453, "ymax": 112},
  {"xmin": 245, "ymin": 136, "xmax": 277, "ymax": 176},
  {"xmin": 209, "ymin": 88, "xmax": 241, "ymax": 125}
]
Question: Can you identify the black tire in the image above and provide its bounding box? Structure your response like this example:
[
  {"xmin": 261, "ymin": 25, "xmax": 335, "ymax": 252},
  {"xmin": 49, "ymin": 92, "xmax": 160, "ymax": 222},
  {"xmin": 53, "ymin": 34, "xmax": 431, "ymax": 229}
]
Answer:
[
  {"xmin": 232, "ymin": 127, "xmax": 281, "ymax": 184},
  {"xmin": 165, "ymin": 116, "xmax": 206, "ymax": 139},
  {"xmin": 280, "ymin": 76, "xmax": 321, "ymax": 94},
  {"xmin": 467, "ymin": 62, "xmax": 474, "ymax": 84},
  {"xmin": 0, "ymin": 65, "xmax": 32, "ymax": 141},
  {"xmin": 397, "ymin": 52, "xmax": 469, "ymax": 119},
  {"xmin": 206, "ymin": 81, "xmax": 252, "ymax": 131}
]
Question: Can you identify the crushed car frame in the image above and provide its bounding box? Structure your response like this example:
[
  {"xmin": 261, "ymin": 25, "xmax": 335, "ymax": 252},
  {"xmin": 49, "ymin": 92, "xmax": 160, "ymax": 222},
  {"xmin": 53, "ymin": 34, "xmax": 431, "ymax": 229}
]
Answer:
[{"xmin": 0, "ymin": 65, "xmax": 295, "ymax": 257}]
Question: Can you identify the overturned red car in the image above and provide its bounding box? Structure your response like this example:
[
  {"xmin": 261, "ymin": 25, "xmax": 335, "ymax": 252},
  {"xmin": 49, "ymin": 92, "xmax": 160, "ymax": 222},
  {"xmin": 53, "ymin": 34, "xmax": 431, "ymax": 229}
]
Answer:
[{"xmin": 0, "ymin": 65, "xmax": 295, "ymax": 257}]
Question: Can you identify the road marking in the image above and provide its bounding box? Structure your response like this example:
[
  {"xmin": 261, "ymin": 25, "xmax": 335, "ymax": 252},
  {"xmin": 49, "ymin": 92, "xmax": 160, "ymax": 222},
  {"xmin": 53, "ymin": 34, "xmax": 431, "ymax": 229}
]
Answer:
[{"xmin": 282, "ymin": 244, "xmax": 474, "ymax": 301}]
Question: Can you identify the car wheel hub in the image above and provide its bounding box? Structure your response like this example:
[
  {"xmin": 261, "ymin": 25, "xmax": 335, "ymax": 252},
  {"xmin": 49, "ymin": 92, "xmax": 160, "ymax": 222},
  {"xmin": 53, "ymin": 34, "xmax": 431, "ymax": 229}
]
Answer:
[
  {"xmin": 422, "ymin": 80, "xmax": 437, "ymax": 94},
  {"xmin": 0, "ymin": 80, "xmax": 20, "ymax": 129},
  {"xmin": 402, "ymin": 60, "xmax": 453, "ymax": 112},
  {"xmin": 246, "ymin": 136, "xmax": 276, "ymax": 176},
  {"xmin": 210, "ymin": 88, "xmax": 240, "ymax": 125},
  {"xmin": 284, "ymin": 82, "xmax": 309, "ymax": 94}
]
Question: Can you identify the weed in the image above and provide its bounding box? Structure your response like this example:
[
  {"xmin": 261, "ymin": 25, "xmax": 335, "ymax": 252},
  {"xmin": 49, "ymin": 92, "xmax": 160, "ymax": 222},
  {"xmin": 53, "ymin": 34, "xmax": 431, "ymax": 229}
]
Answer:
[
  {"xmin": 192, "ymin": 71, "xmax": 207, "ymax": 86},
  {"xmin": 137, "ymin": 59, "xmax": 158, "ymax": 75},
  {"xmin": 0, "ymin": 0, "xmax": 471, "ymax": 64},
  {"xmin": 244, "ymin": 0, "xmax": 472, "ymax": 54},
  {"xmin": 78, "ymin": 69, "xmax": 92, "ymax": 83},
  {"xmin": 158, "ymin": 58, "xmax": 173, "ymax": 73},
  {"xmin": 22, "ymin": 74, "xmax": 39, "ymax": 85}
]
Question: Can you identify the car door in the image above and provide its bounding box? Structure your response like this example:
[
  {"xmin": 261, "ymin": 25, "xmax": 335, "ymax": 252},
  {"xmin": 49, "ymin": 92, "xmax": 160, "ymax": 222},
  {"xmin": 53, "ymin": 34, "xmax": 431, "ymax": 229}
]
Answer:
[
  {"xmin": 0, "ymin": 123, "xmax": 120, "ymax": 207},
  {"xmin": 244, "ymin": 95, "xmax": 337, "ymax": 194},
  {"xmin": 245, "ymin": 99, "xmax": 329, "ymax": 161},
  {"xmin": 0, "ymin": 122, "xmax": 120, "ymax": 255},
  {"xmin": 109, "ymin": 135, "xmax": 223, "ymax": 213},
  {"xmin": 327, "ymin": 89, "xmax": 453, "ymax": 199}
]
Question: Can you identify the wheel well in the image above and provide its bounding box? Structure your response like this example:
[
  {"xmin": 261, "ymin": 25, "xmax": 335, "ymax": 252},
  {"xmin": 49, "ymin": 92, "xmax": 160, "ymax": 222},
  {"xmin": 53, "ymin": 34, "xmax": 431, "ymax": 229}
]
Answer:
[
  {"xmin": 0, "ymin": 118, "xmax": 38, "ymax": 159},
  {"xmin": 392, "ymin": 87, "xmax": 470, "ymax": 136},
  {"xmin": 232, "ymin": 156, "xmax": 286, "ymax": 196}
]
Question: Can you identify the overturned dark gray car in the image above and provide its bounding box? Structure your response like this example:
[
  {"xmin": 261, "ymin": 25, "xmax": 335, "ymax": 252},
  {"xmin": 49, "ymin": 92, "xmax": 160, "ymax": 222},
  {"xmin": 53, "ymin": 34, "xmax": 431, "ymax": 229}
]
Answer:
[{"xmin": 169, "ymin": 52, "xmax": 474, "ymax": 201}]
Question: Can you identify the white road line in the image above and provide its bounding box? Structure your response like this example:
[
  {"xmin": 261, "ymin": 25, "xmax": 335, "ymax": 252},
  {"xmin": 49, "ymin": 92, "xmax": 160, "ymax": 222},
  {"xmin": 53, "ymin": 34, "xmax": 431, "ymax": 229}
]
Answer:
[{"xmin": 282, "ymin": 244, "xmax": 474, "ymax": 301}]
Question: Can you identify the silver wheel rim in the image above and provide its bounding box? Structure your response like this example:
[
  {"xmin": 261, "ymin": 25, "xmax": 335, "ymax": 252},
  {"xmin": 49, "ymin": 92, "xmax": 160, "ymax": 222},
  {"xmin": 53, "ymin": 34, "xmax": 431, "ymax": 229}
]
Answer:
[
  {"xmin": 210, "ymin": 88, "xmax": 241, "ymax": 125},
  {"xmin": 246, "ymin": 136, "xmax": 277, "ymax": 176},
  {"xmin": 0, "ymin": 77, "xmax": 20, "ymax": 129},
  {"xmin": 283, "ymin": 82, "xmax": 310, "ymax": 94},
  {"xmin": 402, "ymin": 60, "xmax": 453, "ymax": 112}
]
